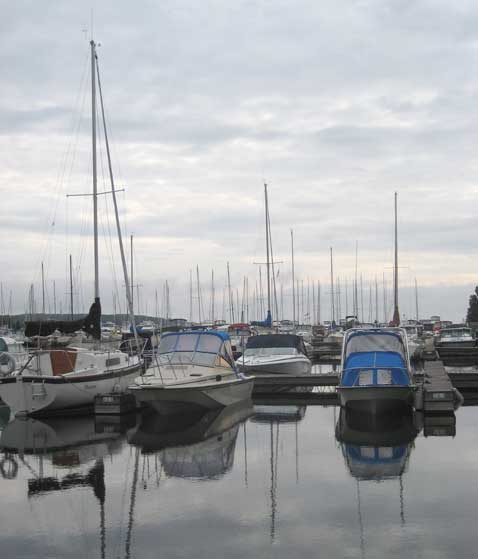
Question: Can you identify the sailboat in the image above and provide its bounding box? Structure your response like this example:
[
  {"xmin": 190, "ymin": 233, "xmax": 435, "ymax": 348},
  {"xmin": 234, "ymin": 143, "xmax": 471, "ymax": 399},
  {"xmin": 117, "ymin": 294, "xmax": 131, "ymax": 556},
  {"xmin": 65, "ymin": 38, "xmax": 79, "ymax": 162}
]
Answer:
[
  {"xmin": 0, "ymin": 40, "xmax": 142, "ymax": 416},
  {"xmin": 241, "ymin": 185, "xmax": 312, "ymax": 375}
]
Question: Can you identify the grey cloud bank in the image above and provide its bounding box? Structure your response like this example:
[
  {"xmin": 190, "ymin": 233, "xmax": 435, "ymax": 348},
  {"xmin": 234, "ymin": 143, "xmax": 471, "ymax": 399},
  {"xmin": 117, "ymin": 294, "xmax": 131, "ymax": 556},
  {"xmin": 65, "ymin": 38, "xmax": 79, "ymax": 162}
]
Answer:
[{"xmin": 1, "ymin": 0, "xmax": 478, "ymax": 321}]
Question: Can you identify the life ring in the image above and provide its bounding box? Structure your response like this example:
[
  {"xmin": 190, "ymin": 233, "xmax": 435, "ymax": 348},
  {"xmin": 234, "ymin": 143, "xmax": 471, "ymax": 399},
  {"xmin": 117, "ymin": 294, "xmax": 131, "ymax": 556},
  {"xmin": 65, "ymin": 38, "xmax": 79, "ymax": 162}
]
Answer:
[
  {"xmin": 0, "ymin": 455, "xmax": 18, "ymax": 479},
  {"xmin": 0, "ymin": 352, "xmax": 15, "ymax": 376}
]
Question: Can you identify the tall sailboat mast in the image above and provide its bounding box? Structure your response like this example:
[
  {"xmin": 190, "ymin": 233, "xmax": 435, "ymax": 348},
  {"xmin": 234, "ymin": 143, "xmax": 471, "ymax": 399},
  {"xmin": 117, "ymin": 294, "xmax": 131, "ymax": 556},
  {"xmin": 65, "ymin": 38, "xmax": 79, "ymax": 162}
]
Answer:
[
  {"xmin": 414, "ymin": 278, "xmax": 419, "ymax": 322},
  {"xmin": 330, "ymin": 247, "xmax": 335, "ymax": 324},
  {"xmin": 41, "ymin": 261, "xmax": 45, "ymax": 315},
  {"xmin": 291, "ymin": 229, "xmax": 296, "ymax": 327},
  {"xmin": 392, "ymin": 191, "xmax": 400, "ymax": 325},
  {"xmin": 91, "ymin": 40, "xmax": 99, "ymax": 303},
  {"xmin": 69, "ymin": 254, "xmax": 74, "ymax": 320},
  {"xmin": 264, "ymin": 183, "xmax": 271, "ymax": 322},
  {"xmin": 95, "ymin": 40, "xmax": 139, "ymax": 344},
  {"xmin": 353, "ymin": 241, "xmax": 358, "ymax": 320}
]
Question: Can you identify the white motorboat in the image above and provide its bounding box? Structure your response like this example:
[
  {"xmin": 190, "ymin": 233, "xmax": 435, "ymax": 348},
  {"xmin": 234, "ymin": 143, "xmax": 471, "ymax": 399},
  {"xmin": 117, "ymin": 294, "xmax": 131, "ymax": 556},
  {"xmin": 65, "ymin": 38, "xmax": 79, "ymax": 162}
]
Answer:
[
  {"xmin": 435, "ymin": 327, "xmax": 475, "ymax": 349},
  {"xmin": 0, "ymin": 41, "xmax": 143, "ymax": 416},
  {"xmin": 235, "ymin": 334, "xmax": 312, "ymax": 376},
  {"xmin": 129, "ymin": 331, "xmax": 254, "ymax": 413},
  {"xmin": 402, "ymin": 324, "xmax": 424, "ymax": 360},
  {"xmin": 337, "ymin": 328, "xmax": 416, "ymax": 413}
]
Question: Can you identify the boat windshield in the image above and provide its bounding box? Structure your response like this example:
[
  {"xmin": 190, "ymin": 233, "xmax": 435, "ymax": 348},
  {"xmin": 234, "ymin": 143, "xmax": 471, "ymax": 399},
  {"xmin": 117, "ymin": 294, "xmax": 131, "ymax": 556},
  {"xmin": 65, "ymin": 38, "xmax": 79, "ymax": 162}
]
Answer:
[
  {"xmin": 345, "ymin": 332, "xmax": 406, "ymax": 360},
  {"xmin": 158, "ymin": 332, "xmax": 234, "ymax": 367},
  {"xmin": 441, "ymin": 329, "xmax": 472, "ymax": 338},
  {"xmin": 244, "ymin": 347, "xmax": 297, "ymax": 357}
]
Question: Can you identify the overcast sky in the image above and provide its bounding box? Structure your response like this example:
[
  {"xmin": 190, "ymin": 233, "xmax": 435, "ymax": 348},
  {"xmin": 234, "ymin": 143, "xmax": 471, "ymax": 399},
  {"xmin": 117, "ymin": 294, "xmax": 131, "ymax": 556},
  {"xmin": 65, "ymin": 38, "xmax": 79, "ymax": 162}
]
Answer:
[{"xmin": 1, "ymin": 0, "xmax": 478, "ymax": 322}]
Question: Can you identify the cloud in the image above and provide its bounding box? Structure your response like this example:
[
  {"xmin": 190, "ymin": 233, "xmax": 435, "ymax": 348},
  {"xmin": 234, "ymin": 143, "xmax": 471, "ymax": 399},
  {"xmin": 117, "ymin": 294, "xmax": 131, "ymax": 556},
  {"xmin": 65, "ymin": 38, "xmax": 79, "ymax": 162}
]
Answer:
[{"xmin": 1, "ymin": 0, "xmax": 478, "ymax": 321}]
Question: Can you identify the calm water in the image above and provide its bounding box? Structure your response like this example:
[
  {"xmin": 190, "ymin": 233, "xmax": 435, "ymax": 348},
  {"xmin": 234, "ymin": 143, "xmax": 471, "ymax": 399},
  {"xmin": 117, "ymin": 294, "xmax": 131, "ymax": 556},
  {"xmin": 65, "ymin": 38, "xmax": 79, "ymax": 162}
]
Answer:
[{"xmin": 0, "ymin": 380, "xmax": 477, "ymax": 558}]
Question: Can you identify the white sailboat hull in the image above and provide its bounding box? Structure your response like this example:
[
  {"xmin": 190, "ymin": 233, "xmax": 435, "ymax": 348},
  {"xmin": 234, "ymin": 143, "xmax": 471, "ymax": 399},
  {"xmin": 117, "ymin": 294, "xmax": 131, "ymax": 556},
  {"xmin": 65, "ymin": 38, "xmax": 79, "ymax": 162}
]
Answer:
[{"xmin": 0, "ymin": 364, "xmax": 141, "ymax": 417}]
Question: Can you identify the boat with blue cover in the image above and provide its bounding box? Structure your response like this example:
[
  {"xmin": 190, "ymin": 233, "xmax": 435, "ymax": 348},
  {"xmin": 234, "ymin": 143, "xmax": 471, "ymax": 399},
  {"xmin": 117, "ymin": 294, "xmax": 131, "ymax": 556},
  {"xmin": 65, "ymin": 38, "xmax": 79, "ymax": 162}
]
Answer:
[
  {"xmin": 337, "ymin": 328, "xmax": 415, "ymax": 413},
  {"xmin": 129, "ymin": 331, "xmax": 254, "ymax": 413}
]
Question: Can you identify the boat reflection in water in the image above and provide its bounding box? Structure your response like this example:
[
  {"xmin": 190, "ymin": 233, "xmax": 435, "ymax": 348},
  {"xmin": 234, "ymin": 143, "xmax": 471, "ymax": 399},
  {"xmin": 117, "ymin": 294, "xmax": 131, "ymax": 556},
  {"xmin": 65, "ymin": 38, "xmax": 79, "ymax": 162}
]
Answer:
[
  {"xmin": 0, "ymin": 414, "xmax": 131, "ymax": 464},
  {"xmin": 335, "ymin": 408, "xmax": 420, "ymax": 480},
  {"xmin": 128, "ymin": 399, "xmax": 254, "ymax": 479},
  {"xmin": 252, "ymin": 404, "xmax": 307, "ymax": 423},
  {"xmin": 0, "ymin": 414, "xmax": 135, "ymax": 559}
]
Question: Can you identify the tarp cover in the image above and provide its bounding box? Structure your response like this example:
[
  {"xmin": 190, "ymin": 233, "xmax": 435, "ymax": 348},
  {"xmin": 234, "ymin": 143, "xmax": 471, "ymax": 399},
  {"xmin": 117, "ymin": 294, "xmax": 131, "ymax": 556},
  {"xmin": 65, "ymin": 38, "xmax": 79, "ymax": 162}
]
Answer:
[
  {"xmin": 345, "ymin": 331, "xmax": 406, "ymax": 360},
  {"xmin": 246, "ymin": 334, "xmax": 306, "ymax": 354},
  {"xmin": 24, "ymin": 299, "xmax": 101, "ymax": 340}
]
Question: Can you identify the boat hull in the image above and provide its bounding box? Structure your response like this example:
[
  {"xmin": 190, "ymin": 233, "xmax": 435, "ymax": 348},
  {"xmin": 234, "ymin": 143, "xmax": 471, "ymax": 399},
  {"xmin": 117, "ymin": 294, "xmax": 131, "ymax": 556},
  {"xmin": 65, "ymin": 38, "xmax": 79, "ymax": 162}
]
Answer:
[
  {"xmin": 0, "ymin": 364, "xmax": 142, "ymax": 417},
  {"xmin": 436, "ymin": 341, "xmax": 475, "ymax": 349},
  {"xmin": 130, "ymin": 376, "xmax": 254, "ymax": 414},
  {"xmin": 236, "ymin": 357, "xmax": 311, "ymax": 376},
  {"xmin": 337, "ymin": 385, "xmax": 415, "ymax": 414}
]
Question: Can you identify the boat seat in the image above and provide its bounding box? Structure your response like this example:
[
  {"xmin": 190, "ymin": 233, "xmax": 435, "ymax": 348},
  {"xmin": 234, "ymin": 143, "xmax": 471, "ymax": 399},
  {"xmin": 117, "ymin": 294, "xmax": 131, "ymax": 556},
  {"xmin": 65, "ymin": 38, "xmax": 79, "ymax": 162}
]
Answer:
[{"xmin": 50, "ymin": 350, "xmax": 78, "ymax": 376}]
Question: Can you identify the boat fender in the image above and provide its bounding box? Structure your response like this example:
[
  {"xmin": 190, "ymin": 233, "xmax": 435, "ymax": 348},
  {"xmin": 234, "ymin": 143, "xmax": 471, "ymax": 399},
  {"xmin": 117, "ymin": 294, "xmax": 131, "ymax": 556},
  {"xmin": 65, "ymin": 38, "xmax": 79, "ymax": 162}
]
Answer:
[
  {"xmin": 0, "ymin": 455, "xmax": 18, "ymax": 479},
  {"xmin": 0, "ymin": 352, "xmax": 15, "ymax": 376},
  {"xmin": 215, "ymin": 374, "xmax": 222, "ymax": 382}
]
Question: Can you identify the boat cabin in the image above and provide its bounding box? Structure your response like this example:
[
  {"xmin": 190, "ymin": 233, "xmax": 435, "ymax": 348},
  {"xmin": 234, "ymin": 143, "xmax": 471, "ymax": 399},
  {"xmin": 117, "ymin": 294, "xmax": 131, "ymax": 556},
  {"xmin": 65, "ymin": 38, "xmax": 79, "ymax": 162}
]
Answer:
[
  {"xmin": 157, "ymin": 331, "xmax": 235, "ymax": 368},
  {"xmin": 243, "ymin": 334, "xmax": 308, "ymax": 358},
  {"xmin": 340, "ymin": 329, "xmax": 411, "ymax": 388},
  {"xmin": 439, "ymin": 327, "xmax": 474, "ymax": 341}
]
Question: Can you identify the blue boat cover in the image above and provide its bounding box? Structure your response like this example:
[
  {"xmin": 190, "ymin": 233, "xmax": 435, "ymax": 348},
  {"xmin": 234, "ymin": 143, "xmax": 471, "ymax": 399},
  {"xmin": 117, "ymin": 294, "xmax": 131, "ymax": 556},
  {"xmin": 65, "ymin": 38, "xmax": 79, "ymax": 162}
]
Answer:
[
  {"xmin": 160, "ymin": 330, "xmax": 231, "ymax": 342},
  {"xmin": 340, "ymin": 329, "xmax": 411, "ymax": 388},
  {"xmin": 345, "ymin": 351, "xmax": 405, "ymax": 370}
]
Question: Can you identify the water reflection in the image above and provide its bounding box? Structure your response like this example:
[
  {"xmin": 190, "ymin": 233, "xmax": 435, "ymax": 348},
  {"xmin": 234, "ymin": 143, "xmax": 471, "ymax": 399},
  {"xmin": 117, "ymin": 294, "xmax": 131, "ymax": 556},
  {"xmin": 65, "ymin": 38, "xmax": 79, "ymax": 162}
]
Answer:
[
  {"xmin": 0, "ymin": 415, "xmax": 129, "ymax": 468},
  {"xmin": 252, "ymin": 404, "xmax": 307, "ymax": 422},
  {"xmin": 129, "ymin": 399, "xmax": 254, "ymax": 479},
  {"xmin": 0, "ymin": 414, "xmax": 134, "ymax": 559},
  {"xmin": 335, "ymin": 408, "xmax": 419, "ymax": 480}
]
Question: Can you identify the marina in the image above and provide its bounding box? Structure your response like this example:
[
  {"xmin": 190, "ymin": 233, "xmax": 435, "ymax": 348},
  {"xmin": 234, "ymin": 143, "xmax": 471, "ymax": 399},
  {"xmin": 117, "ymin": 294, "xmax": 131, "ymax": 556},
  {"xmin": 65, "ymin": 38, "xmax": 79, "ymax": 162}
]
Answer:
[{"xmin": 4, "ymin": 2, "xmax": 478, "ymax": 557}]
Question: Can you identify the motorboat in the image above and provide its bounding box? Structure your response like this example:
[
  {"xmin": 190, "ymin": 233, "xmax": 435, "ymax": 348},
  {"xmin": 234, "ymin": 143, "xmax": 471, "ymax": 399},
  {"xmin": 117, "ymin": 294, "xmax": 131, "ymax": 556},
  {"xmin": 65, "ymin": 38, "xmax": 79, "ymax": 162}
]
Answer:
[
  {"xmin": 235, "ymin": 334, "xmax": 312, "ymax": 376},
  {"xmin": 129, "ymin": 331, "xmax": 254, "ymax": 413},
  {"xmin": 402, "ymin": 324, "xmax": 424, "ymax": 360},
  {"xmin": 337, "ymin": 328, "xmax": 415, "ymax": 413},
  {"xmin": 435, "ymin": 327, "xmax": 475, "ymax": 350},
  {"xmin": 227, "ymin": 323, "xmax": 255, "ymax": 359},
  {"xmin": 295, "ymin": 329, "xmax": 313, "ymax": 344}
]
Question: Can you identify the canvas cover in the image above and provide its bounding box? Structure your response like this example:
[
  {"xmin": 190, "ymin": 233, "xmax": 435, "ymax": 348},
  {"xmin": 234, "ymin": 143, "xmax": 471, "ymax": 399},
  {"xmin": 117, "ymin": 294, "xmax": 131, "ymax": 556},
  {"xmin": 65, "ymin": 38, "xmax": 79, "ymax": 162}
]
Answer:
[
  {"xmin": 246, "ymin": 334, "xmax": 307, "ymax": 355},
  {"xmin": 345, "ymin": 331, "xmax": 406, "ymax": 361},
  {"xmin": 25, "ymin": 299, "xmax": 101, "ymax": 340}
]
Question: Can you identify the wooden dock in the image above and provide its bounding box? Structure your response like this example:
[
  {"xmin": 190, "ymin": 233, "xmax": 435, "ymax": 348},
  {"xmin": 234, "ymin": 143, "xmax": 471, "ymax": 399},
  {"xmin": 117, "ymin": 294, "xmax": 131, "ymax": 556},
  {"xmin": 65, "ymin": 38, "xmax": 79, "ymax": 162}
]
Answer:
[
  {"xmin": 252, "ymin": 361, "xmax": 465, "ymax": 412},
  {"xmin": 420, "ymin": 361, "xmax": 459, "ymax": 413}
]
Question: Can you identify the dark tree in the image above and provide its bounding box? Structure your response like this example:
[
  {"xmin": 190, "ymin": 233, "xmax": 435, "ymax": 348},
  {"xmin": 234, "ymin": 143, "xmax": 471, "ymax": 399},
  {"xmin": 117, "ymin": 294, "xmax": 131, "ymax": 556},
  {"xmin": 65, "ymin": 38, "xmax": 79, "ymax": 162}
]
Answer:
[{"xmin": 466, "ymin": 286, "xmax": 478, "ymax": 322}]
